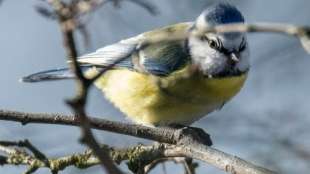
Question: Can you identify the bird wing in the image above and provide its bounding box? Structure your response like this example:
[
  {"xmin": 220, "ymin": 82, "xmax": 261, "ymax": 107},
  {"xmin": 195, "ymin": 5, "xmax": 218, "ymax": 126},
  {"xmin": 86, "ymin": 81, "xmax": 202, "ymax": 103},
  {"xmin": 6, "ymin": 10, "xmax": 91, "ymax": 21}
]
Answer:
[
  {"xmin": 76, "ymin": 36, "xmax": 141, "ymax": 68},
  {"xmin": 77, "ymin": 22, "xmax": 192, "ymax": 76},
  {"xmin": 21, "ymin": 22, "xmax": 193, "ymax": 82}
]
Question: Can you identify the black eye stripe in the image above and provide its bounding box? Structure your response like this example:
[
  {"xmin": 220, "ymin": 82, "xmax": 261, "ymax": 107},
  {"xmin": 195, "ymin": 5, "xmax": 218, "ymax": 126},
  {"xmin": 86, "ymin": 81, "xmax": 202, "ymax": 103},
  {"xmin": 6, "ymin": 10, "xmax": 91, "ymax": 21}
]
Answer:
[
  {"xmin": 201, "ymin": 36, "xmax": 223, "ymax": 51},
  {"xmin": 201, "ymin": 36, "xmax": 246, "ymax": 53},
  {"xmin": 219, "ymin": 47, "xmax": 231, "ymax": 55}
]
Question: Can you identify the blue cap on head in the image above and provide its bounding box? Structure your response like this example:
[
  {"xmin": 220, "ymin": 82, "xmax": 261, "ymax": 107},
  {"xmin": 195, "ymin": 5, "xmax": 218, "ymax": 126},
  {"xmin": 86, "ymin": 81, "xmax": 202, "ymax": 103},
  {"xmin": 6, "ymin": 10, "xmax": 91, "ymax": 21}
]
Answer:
[{"xmin": 204, "ymin": 3, "xmax": 244, "ymax": 25}]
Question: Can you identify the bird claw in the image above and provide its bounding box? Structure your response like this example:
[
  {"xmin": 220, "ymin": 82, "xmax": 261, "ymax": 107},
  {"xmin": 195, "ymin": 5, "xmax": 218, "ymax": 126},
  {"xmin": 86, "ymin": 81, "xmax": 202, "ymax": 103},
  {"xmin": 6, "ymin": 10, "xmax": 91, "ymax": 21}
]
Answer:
[{"xmin": 171, "ymin": 125, "xmax": 213, "ymax": 146}]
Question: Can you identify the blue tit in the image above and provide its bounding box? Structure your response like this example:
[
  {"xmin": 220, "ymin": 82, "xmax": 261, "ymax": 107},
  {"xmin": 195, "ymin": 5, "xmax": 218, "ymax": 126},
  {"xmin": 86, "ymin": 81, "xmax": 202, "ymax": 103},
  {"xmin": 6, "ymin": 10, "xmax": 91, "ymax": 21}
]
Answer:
[{"xmin": 22, "ymin": 3, "xmax": 250, "ymax": 126}]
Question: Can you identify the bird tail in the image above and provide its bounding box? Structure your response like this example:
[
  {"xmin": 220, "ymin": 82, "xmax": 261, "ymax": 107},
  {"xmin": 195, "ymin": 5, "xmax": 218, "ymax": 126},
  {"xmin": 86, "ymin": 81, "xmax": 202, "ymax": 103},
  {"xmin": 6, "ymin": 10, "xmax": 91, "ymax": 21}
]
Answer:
[{"xmin": 20, "ymin": 65, "xmax": 93, "ymax": 83}]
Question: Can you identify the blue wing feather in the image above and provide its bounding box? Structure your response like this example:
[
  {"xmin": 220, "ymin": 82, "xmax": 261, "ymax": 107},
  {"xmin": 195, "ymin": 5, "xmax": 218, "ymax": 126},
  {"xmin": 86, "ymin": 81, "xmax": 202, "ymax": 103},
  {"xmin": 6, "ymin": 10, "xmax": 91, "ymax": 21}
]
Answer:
[
  {"xmin": 21, "ymin": 65, "xmax": 92, "ymax": 83},
  {"xmin": 141, "ymin": 41, "xmax": 189, "ymax": 76}
]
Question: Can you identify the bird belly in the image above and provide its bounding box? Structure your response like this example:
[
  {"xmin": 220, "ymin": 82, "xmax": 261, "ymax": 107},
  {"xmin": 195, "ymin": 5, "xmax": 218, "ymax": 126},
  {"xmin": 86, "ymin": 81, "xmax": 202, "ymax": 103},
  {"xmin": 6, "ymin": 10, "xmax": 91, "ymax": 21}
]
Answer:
[{"xmin": 94, "ymin": 68, "xmax": 247, "ymax": 126}]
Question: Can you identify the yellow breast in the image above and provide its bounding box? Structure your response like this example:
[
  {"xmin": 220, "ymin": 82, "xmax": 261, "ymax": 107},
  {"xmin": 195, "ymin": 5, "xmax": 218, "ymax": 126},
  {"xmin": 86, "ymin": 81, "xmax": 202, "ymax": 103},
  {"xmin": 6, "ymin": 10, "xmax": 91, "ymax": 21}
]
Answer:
[{"xmin": 92, "ymin": 67, "xmax": 247, "ymax": 126}]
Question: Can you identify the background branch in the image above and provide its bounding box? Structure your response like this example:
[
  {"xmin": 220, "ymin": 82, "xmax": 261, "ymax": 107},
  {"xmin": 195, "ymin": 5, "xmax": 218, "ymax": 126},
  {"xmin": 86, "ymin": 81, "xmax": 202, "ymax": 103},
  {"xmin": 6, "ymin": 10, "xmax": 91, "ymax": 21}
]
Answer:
[{"xmin": 143, "ymin": 22, "xmax": 310, "ymax": 54}]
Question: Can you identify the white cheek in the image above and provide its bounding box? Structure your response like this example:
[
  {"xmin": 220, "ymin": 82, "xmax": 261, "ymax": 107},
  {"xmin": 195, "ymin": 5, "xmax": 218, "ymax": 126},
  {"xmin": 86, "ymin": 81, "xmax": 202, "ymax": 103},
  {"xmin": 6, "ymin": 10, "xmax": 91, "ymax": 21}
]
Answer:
[
  {"xmin": 189, "ymin": 37, "xmax": 227, "ymax": 74},
  {"xmin": 203, "ymin": 53, "xmax": 227, "ymax": 74},
  {"xmin": 190, "ymin": 39, "xmax": 213, "ymax": 59}
]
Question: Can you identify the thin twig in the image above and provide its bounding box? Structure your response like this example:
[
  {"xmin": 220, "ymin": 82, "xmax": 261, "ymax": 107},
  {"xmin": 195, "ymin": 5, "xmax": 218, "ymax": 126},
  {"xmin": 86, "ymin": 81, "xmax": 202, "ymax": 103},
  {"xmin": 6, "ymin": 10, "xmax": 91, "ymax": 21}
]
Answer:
[
  {"xmin": 46, "ymin": 0, "xmax": 157, "ymax": 172},
  {"xmin": 0, "ymin": 144, "xmax": 41, "ymax": 174},
  {"xmin": 0, "ymin": 140, "xmax": 48, "ymax": 163},
  {"xmin": 142, "ymin": 22, "xmax": 310, "ymax": 54},
  {"xmin": 46, "ymin": 0, "xmax": 124, "ymax": 173},
  {"xmin": 143, "ymin": 158, "xmax": 169, "ymax": 174}
]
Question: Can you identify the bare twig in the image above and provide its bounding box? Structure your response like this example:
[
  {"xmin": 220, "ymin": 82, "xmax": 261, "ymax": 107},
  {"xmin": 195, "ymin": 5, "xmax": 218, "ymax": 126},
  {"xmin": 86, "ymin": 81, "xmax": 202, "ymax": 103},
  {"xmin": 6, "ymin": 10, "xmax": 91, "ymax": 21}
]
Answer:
[
  {"xmin": 201, "ymin": 23, "xmax": 310, "ymax": 53},
  {"xmin": 143, "ymin": 158, "xmax": 169, "ymax": 174},
  {"xmin": 182, "ymin": 158, "xmax": 198, "ymax": 174},
  {"xmin": 279, "ymin": 139, "xmax": 310, "ymax": 161},
  {"xmin": 0, "ymin": 143, "xmax": 41, "ymax": 174},
  {"xmin": 46, "ymin": 0, "xmax": 125, "ymax": 173},
  {"xmin": 142, "ymin": 22, "xmax": 310, "ymax": 54},
  {"xmin": 35, "ymin": 0, "xmax": 158, "ymax": 49},
  {"xmin": 1, "ymin": 141, "xmax": 199, "ymax": 174},
  {"xmin": 0, "ymin": 140, "xmax": 48, "ymax": 164},
  {"xmin": 44, "ymin": 0, "xmax": 157, "ymax": 173},
  {"xmin": 143, "ymin": 157, "xmax": 196, "ymax": 174},
  {"xmin": 0, "ymin": 140, "xmax": 98, "ymax": 173}
]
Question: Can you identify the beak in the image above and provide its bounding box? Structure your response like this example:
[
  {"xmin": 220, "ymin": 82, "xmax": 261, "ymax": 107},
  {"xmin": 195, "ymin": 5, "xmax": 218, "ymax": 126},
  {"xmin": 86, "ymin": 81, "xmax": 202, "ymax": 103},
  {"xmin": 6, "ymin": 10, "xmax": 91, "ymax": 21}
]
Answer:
[{"xmin": 230, "ymin": 52, "xmax": 240, "ymax": 63}]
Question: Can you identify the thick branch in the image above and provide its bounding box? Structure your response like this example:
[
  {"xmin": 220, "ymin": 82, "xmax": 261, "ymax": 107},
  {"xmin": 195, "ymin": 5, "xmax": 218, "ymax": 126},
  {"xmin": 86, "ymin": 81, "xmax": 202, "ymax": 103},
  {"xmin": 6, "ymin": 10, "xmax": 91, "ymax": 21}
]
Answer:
[
  {"xmin": 0, "ymin": 109, "xmax": 276, "ymax": 174},
  {"xmin": 0, "ymin": 109, "xmax": 202, "ymax": 145}
]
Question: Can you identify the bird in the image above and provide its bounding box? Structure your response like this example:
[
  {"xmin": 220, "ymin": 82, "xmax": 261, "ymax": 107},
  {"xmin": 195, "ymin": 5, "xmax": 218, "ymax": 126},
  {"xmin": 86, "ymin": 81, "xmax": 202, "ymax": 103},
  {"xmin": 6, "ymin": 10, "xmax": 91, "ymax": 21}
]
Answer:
[{"xmin": 22, "ymin": 3, "xmax": 249, "ymax": 127}]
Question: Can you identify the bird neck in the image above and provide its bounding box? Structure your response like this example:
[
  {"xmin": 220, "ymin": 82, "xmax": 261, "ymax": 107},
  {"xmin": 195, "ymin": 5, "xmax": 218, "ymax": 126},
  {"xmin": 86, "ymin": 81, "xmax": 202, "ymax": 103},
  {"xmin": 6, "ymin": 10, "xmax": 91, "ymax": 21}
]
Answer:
[{"xmin": 157, "ymin": 65, "xmax": 248, "ymax": 103}]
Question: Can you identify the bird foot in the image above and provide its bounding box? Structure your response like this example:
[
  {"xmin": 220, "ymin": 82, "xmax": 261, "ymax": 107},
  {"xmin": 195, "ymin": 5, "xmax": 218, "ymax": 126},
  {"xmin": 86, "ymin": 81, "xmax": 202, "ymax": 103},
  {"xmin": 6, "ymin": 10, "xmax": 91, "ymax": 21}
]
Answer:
[{"xmin": 170, "ymin": 124, "xmax": 213, "ymax": 146}]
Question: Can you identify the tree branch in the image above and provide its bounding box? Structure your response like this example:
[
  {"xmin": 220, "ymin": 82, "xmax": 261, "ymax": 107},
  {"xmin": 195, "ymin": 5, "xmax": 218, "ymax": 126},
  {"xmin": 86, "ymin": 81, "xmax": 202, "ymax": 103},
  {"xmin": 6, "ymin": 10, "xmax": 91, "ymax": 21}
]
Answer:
[
  {"xmin": 0, "ymin": 109, "xmax": 210, "ymax": 145},
  {"xmin": 0, "ymin": 109, "xmax": 276, "ymax": 174},
  {"xmin": 0, "ymin": 140, "xmax": 48, "ymax": 165}
]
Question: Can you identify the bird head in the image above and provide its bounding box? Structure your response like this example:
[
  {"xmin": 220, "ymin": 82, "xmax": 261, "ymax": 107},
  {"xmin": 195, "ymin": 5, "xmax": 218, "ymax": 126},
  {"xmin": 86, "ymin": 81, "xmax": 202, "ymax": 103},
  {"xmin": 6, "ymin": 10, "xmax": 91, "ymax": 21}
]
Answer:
[{"xmin": 188, "ymin": 3, "xmax": 249, "ymax": 78}]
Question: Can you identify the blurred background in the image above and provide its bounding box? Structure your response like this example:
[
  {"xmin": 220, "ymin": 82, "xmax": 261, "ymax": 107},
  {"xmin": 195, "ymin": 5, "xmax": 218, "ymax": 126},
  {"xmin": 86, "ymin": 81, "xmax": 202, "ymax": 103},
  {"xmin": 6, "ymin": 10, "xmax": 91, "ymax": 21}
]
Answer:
[{"xmin": 0, "ymin": 0, "xmax": 310, "ymax": 173}]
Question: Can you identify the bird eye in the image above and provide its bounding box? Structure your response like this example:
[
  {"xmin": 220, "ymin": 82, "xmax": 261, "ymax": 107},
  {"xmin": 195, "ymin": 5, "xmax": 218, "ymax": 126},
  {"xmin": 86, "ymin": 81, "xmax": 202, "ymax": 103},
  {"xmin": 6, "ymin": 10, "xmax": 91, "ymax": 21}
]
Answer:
[
  {"xmin": 199, "ymin": 35, "xmax": 221, "ymax": 50},
  {"xmin": 208, "ymin": 39, "xmax": 219, "ymax": 50}
]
